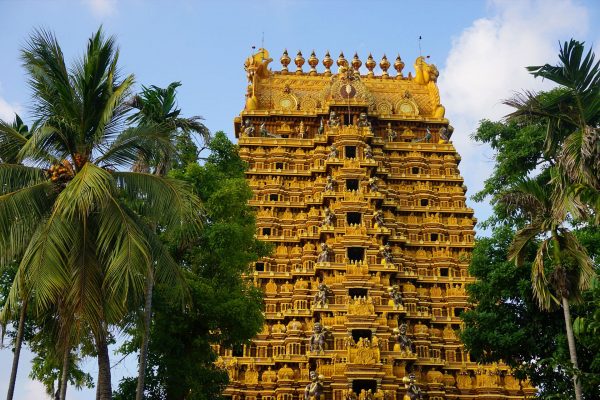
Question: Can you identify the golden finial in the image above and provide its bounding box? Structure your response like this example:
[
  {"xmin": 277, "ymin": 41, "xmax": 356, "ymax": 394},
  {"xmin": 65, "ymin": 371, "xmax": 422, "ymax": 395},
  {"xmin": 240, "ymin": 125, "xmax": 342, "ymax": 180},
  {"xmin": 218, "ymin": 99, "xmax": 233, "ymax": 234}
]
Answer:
[
  {"xmin": 337, "ymin": 52, "xmax": 348, "ymax": 69},
  {"xmin": 394, "ymin": 55, "xmax": 405, "ymax": 79},
  {"xmin": 295, "ymin": 51, "xmax": 305, "ymax": 75},
  {"xmin": 308, "ymin": 50, "xmax": 319, "ymax": 76},
  {"xmin": 351, "ymin": 52, "xmax": 362, "ymax": 73},
  {"xmin": 322, "ymin": 51, "xmax": 333, "ymax": 76},
  {"xmin": 365, "ymin": 53, "xmax": 376, "ymax": 78},
  {"xmin": 380, "ymin": 54, "xmax": 390, "ymax": 78},
  {"xmin": 280, "ymin": 49, "xmax": 291, "ymax": 74}
]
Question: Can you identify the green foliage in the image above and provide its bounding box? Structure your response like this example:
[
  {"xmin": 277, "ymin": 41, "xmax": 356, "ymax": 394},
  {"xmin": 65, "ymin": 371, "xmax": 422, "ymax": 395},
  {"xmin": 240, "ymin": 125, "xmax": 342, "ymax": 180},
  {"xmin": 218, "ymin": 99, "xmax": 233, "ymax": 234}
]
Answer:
[{"xmin": 115, "ymin": 131, "xmax": 268, "ymax": 400}]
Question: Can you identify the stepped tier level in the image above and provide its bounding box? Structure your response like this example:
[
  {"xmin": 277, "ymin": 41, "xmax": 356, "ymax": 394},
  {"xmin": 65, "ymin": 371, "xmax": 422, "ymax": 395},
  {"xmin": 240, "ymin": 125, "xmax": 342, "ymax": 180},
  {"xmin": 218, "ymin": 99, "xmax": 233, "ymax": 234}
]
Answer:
[{"xmin": 214, "ymin": 49, "xmax": 536, "ymax": 400}]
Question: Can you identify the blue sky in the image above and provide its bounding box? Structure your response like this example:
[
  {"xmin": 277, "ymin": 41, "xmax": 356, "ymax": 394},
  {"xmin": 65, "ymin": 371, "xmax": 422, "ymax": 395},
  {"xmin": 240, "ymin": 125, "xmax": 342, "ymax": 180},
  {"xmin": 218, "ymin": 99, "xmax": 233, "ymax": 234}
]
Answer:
[{"xmin": 0, "ymin": 0, "xmax": 599, "ymax": 399}]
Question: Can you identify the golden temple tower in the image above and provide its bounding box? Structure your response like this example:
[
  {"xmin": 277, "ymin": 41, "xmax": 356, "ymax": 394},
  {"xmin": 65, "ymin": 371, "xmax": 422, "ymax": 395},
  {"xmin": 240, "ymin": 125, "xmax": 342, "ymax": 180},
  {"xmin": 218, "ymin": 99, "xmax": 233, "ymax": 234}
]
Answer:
[{"xmin": 215, "ymin": 49, "xmax": 536, "ymax": 400}]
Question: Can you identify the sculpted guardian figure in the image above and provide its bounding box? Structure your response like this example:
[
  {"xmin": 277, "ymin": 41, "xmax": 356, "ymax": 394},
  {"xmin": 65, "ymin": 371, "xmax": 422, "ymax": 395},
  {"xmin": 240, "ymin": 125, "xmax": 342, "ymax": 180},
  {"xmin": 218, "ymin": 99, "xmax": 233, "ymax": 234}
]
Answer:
[
  {"xmin": 309, "ymin": 322, "xmax": 328, "ymax": 353},
  {"xmin": 304, "ymin": 371, "xmax": 324, "ymax": 400}
]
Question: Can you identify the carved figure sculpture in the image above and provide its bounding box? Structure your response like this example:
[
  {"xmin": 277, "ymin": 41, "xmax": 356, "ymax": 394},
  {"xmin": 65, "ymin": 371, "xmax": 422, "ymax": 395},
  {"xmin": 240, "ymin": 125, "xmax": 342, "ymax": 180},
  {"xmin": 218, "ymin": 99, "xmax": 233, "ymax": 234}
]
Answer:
[
  {"xmin": 412, "ymin": 127, "xmax": 432, "ymax": 143},
  {"xmin": 242, "ymin": 119, "xmax": 255, "ymax": 137},
  {"xmin": 386, "ymin": 123, "xmax": 397, "ymax": 141},
  {"xmin": 321, "ymin": 207, "xmax": 335, "ymax": 227},
  {"xmin": 324, "ymin": 175, "xmax": 336, "ymax": 192},
  {"xmin": 380, "ymin": 244, "xmax": 394, "ymax": 266},
  {"xmin": 309, "ymin": 322, "xmax": 327, "ymax": 353},
  {"xmin": 260, "ymin": 122, "xmax": 281, "ymax": 138},
  {"xmin": 316, "ymin": 243, "xmax": 332, "ymax": 263},
  {"xmin": 357, "ymin": 112, "xmax": 372, "ymax": 132},
  {"xmin": 364, "ymin": 144, "xmax": 373, "ymax": 159},
  {"xmin": 328, "ymin": 144, "xmax": 339, "ymax": 160},
  {"xmin": 304, "ymin": 371, "xmax": 324, "ymax": 400},
  {"xmin": 368, "ymin": 177, "xmax": 379, "ymax": 192},
  {"xmin": 328, "ymin": 111, "xmax": 340, "ymax": 127},
  {"xmin": 373, "ymin": 209, "xmax": 384, "ymax": 227},
  {"xmin": 297, "ymin": 120, "xmax": 307, "ymax": 138},
  {"xmin": 388, "ymin": 285, "xmax": 403, "ymax": 308},
  {"xmin": 313, "ymin": 283, "xmax": 331, "ymax": 308},
  {"xmin": 395, "ymin": 323, "xmax": 413, "ymax": 353},
  {"xmin": 318, "ymin": 117, "xmax": 324, "ymax": 135},
  {"xmin": 402, "ymin": 374, "xmax": 423, "ymax": 400},
  {"xmin": 438, "ymin": 125, "xmax": 454, "ymax": 143}
]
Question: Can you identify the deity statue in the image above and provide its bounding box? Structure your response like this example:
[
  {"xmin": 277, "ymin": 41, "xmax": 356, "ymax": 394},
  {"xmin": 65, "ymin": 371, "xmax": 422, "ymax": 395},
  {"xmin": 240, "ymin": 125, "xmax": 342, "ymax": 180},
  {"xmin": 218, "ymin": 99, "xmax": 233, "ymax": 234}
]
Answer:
[
  {"xmin": 394, "ymin": 323, "xmax": 413, "ymax": 353},
  {"xmin": 438, "ymin": 125, "xmax": 454, "ymax": 143},
  {"xmin": 324, "ymin": 175, "xmax": 336, "ymax": 192},
  {"xmin": 242, "ymin": 118, "xmax": 255, "ymax": 137},
  {"xmin": 368, "ymin": 176, "xmax": 379, "ymax": 192},
  {"xmin": 412, "ymin": 127, "xmax": 431, "ymax": 143},
  {"xmin": 327, "ymin": 144, "xmax": 339, "ymax": 160},
  {"xmin": 321, "ymin": 207, "xmax": 335, "ymax": 227},
  {"xmin": 328, "ymin": 111, "xmax": 340, "ymax": 127},
  {"xmin": 313, "ymin": 283, "xmax": 331, "ymax": 308},
  {"xmin": 402, "ymin": 374, "xmax": 423, "ymax": 400},
  {"xmin": 357, "ymin": 112, "xmax": 372, "ymax": 132},
  {"xmin": 364, "ymin": 144, "xmax": 374, "ymax": 159},
  {"xmin": 373, "ymin": 209, "xmax": 384, "ymax": 227},
  {"xmin": 388, "ymin": 285, "xmax": 403, "ymax": 308},
  {"xmin": 344, "ymin": 332, "xmax": 356, "ymax": 349},
  {"xmin": 260, "ymin": 122, "xmax": 281, "ymax": 138},
  {"xmin": 344, "ymin": 389, "xmax": 358, "ymax": 400},
  {"xmin": 304, "ymin": 371, "xmax": 324, "ymax": 400},
  {"xmin": 380, "ymin": 244, "xmax": 394, "ymax": 266},
  {"xmin": 297, "ymin": 120, "xmax": 307, "ymax": 138},
  {"xmin": 386, "ymin": 123, "xmax": 397, "ymax": 141},
  {"xmin": 318, "ymin": 117, "xmax": 324, "ymax": 135},
  {"xmin": 309, "ymin": 322, "xmax": 328, "ymax": 353},
  {"xmin": 316, "ymin": 242, "xmax": 332, "ymax": 263}
]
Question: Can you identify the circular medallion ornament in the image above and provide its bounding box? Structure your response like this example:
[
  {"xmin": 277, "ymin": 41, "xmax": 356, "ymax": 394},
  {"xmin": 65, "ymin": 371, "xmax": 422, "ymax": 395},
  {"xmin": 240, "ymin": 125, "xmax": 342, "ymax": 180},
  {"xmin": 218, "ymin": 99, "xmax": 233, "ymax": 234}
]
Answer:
[{"xmin": 340, "ymin": 83, "xmax": 356, "ymax": 99}]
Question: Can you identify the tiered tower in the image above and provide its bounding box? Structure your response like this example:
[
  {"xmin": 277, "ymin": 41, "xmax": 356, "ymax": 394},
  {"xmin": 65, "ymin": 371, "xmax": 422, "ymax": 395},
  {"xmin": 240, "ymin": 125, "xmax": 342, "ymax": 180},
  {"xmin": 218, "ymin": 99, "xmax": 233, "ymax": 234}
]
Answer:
[{"xmin": 215, "ymin": 49, "xmax": 535, "ymax": 400}]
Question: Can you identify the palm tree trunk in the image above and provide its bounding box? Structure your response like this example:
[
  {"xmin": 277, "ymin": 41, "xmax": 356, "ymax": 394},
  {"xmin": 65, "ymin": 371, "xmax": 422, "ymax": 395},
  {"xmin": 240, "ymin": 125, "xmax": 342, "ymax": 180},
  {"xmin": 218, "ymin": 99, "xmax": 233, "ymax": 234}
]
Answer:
[
  {"xmin": 6, "ymin": 298, "xmax": 27, "ymax": 400},
  {"xmin": 562, "ymin": 296, "xmax": 583, "ymax": 400},
  {"xmin": 95, "ymin": 331, "xmax": 113, "ymax": 400},
  {"xmin": 59, "ymin": 345, "xmax": 70, "ymax": 400},
  {"xmin": 135, "ymin": 269, "xmax": 154, "ymax": 400}
]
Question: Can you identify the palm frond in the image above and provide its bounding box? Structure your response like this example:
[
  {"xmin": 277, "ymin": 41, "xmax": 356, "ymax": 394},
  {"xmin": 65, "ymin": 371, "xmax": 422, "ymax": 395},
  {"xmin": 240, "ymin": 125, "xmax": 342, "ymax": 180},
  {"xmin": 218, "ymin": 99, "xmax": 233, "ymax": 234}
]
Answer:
[
  {"xmin": 561, "ymin": 230, "xmax": 596, "ymax": 295},
  {"xmin": 113, "ymin": 171, "xmax": 202, "ymax": 233},
  {"xmin": 0, "ymin": 164, "xmax": 47, "ymax": 195},
  {"xmin": 0, "ymin": 118, "xmax": 29, "ymax": 163},
  {"xmin": 531, "ymin": 239, "xmax": 557, "ymax": 310},
  {"xmin": 508, "ymin": 225, "xmax": 541, "ymax": 266}
]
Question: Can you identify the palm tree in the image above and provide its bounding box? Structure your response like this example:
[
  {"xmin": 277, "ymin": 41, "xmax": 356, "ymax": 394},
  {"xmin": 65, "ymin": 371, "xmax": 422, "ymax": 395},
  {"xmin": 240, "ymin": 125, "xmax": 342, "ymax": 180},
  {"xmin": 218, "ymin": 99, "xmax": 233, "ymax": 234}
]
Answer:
[
  {"xmin": 0, "ymin": 113, "xmax": 34, "ymax": 400},
  {"xmin": 505, "ymin": 40, "xmax": 600, "ymax": 216},
  {"xmin": 502, "ymin": 178, "xmax": 595, "ymax": 400},
  {"xmin": 127, "ymin": 81, "xmax": 209, "ymax": 400},
  {"xmin": 0, "ymin": 28, "xmax": 201, "ymax": 400}
]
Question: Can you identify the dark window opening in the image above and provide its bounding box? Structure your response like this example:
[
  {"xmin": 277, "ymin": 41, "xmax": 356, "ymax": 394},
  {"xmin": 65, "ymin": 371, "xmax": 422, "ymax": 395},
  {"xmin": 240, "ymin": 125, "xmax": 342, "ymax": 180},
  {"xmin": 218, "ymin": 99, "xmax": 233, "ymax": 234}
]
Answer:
[
  {"xmin": 351, "ymin": 329, "xmax": 372, "ymax": 343},
  {"xmin": 347, "ymin": 247, "xmax": 364, "ymax": 262},
  {"xmin": 269, "ymin": 194, "xmax": 278, "ymax": 201},
  {"xmin": 262, "ymin": 228, "xmax": 271, "ymax": 236},
  {"xmin": 454, "ymin": 307, "xmax": 465, "ymax": 317},
  {"xmin": 431, "ymin": 233, "xmax": 438, "ymax": 241},
  {"xmin": 275, "ymin": 162, "xmax": 284, "ymax": 170},
  {"xmin": 439, "ymin": 267, "xmax": 448, "ymax": 277},
  {"xmin": 255, "ymin": 262, "xmax": 265, "ymax": 272},
  {"xmin": 345, "ymin": 146, "xmax": 357, "ymax": 159},
  {"xmin": 347, "ymin": 212, "xmax": 362, "ymax": 225},
  {"xmin": 352, "ymin": 380, "xmax": 377, "ymax": 395},
  {"xmin": 420, "ymin": 199, "xmax": 429, "ymax": 207},
  {"xmin": 412, "ymin": 167, "xmax": 420, "ymax": 175},
  {"xmin": 349, "ymin": 288, "xmax": 368, "ymax": 298},
  {"xmin": 346, "ymin": 179, "xmax": 359, "ymax": 191}
]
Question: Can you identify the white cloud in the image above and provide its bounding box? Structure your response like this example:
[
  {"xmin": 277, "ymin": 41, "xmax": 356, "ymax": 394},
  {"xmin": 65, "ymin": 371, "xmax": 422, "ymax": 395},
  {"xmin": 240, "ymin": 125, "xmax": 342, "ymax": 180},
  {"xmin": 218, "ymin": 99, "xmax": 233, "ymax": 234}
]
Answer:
[
  {"xmin": 438, "ymin": 0, "xmax": 590, "ymax": 224},
  {"xmin": 20, "ymin": 379, "xmax": 50, "ymax": 400},
  {"xmin": 0, "ymin": 84, "xmax": 20, "ymax": 122},
  {"xmin": 84, "ymin": 0, "xmax": 117, "ymax": 18}
]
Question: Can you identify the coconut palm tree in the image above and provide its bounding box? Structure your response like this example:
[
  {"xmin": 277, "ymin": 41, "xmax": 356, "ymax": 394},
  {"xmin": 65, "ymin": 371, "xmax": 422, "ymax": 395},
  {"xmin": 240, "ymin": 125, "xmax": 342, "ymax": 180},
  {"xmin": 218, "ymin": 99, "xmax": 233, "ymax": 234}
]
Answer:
[
  {"xmin": 126, "ymin": 82, "xmax": 209, "ymax": 400},
  {"xmin": 502, "ymin": 178, "xmax": 595, "ymax": 400},
  {"xmin": 505, "ymin": 40, "xmax": 600, "ymax": 216},
  {"xmin": 0, "ymin": 28, "xmax": 201, "ymax": 400}
]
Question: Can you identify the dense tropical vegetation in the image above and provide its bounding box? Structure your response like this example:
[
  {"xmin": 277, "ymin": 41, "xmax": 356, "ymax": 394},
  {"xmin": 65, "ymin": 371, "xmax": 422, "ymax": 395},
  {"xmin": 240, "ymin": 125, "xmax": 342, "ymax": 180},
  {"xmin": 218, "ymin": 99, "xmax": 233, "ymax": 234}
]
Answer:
[
  {"xmin": 462, "ymin": 40, "xmax": 599, "ymax": 399},
  {"xmin": 0, "ymin": 28, "xmax": 265, "ymax": 400}
]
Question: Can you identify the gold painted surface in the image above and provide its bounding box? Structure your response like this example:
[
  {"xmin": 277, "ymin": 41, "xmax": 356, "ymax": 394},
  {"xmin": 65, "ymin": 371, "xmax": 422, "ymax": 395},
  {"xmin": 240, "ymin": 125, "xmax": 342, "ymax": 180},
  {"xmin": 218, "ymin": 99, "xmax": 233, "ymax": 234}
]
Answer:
[{"xmin": 215, "ymin": 50, "xmax": 536, "ymax": 400}]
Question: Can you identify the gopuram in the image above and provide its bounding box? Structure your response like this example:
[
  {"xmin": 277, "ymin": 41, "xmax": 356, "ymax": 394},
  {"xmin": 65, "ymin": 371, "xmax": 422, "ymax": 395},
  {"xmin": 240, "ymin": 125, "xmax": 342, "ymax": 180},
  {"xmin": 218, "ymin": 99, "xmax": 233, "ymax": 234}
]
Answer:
[{"xmin": 214, "ymin": 49, "xmax": 536, "ymax": 400}]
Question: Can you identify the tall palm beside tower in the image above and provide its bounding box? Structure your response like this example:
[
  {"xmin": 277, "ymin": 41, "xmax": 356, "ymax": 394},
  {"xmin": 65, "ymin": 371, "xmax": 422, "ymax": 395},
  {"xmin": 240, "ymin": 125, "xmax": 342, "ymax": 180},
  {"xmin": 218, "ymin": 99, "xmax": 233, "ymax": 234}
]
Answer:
[
  {"xmin": 501, "ymin": 179, "xmax": 595, "ymax": 400},
  {"xmin": 0, "ymin": 28, "xmax": 201, "ymax": 400},
  {"xmin": 126, "ymin": 81, "xmax": 209, "ymax": 400}
]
